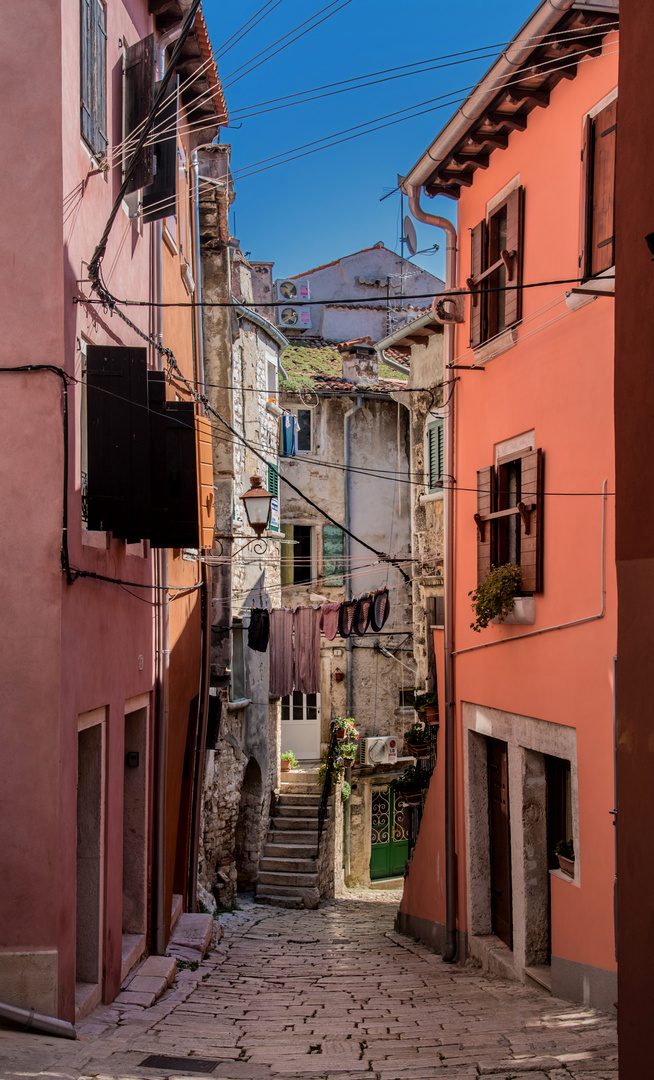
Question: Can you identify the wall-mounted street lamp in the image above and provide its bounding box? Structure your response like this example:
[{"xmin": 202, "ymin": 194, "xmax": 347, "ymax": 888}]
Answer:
[{"xmin": 240, "ymin": 474, "xmax": 273, "ymax": 538}]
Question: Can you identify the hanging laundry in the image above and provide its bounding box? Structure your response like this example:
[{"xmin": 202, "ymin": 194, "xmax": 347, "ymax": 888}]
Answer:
[
  {"xmin": 247, "ymin": 608, "xmax": 270, "ymax": 653},
  {"xmin": 269, "ymin": 608, "xmax": 294, "ymax": 697},
  {"xmin": 294, "ymin": 606, "xmax": 321, "ymax": 695},
  {"xmin": 370, "ymin": 588, "xmax": 391, "ymax": 632},
  {"xmin": 353, "ymin": 594, "xmax": 372, "ymax": 635},
  {"xmin": 338, "ymin": 598, "xmax": 358, "ymax": 638},
  {"xmin": 319, "ymin": 602, "xmax": 341, "ymax": 641},
  {"xmin": 280, "ymin": 412, "xmax": 296, "ymax": 457}
]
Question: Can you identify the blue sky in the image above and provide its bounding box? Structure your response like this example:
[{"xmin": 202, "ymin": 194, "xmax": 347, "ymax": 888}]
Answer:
[{"xmin": 203, "ymin": 0, "xmax": 536, "ymax": 281}]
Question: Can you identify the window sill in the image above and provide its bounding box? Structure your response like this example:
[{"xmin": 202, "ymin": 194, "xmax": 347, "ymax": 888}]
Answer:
[
  {"xmin": 419, "ymin": 490, "xmax": 444, "ymax": 504},
  {"xmin": 471, "ymin": 326, "xmax": 518, "ymax": 365},
  {"xmin": 82, "ymin": 528, "xmax": 109, "ymax": 550},
  {"xmin": 549, "ymin": 867, "xmax": 579, "ymax": 886},
  {"xmin": 226, "ymin": 698, "xmax": 251, "ymax": 712},
  {"xmin": 266, "ymin": 400, "xmax": 284, "ymax": 417},
  {"xmin": 491, "ymin": 595, "xmax": 535, "ymax": 625}
]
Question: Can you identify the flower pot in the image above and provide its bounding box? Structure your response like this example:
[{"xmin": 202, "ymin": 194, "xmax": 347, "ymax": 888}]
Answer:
[
  {"xmin": 406, "ymin": 742, "xmax": 429, "ymax": 757},
  {"xmin": 557, "ymin": 854, "xmax": 575, "ymax": 878},
  {"xmin": 396, "ymin": 790, "xmax": 422, "ymax": 806},
  {"xmin": 424, "ymin": 706, "xmax": 439, "ymax": 726},
  {"xmin": 281, "ymin": 758, "xmax": 291, "ymax": 772},
  {"xmin": 334, "ymin": 727, "xmax": 346, "ymax": 740}
]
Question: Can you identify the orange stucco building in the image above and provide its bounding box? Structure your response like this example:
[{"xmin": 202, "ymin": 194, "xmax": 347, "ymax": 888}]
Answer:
[{"xmin": 396, "ymin": 0, "xmax": 619, "ymax": 1012}]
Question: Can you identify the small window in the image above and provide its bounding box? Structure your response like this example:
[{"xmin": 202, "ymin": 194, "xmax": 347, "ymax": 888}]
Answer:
[
  {"xmin": 296, "ymin": 409, "xmax": 312, "ymax": 453},
  {"xmin": 546, "ymin": 755, "xmax": 572, "ymax": 869},
  {"xmin": 426, "ymin": 419, "xmax": 444, "ymax": 491},
  {"xmin": 281, "ymin": 691, "xmax": 320, "ymax": 722},
  {"xmin": 293, "ymin": 525, "xmax": 312, "ymax": 584},
  {"xmin": 322, "ymin": 525, "xmax": 344, "ymax": 587},
  {"xmin": 80, "ymin": 0, "xmax": 107, "ymax": 158},
  {"xmin": 468, "ymin": 186, "xmax": 523, "ymax": 348},
  {"xmin": 231, "ymin": 625, "xmax": 246, "ymax": 701},
  {"xmin": 581, "ymin": 99, "xmax": 617, "ymax": 278},
  {"xmin": 475, "ymin": 448, "xmax": 543, "ymax": 593},
  {"xmin": 267, "ymin": 360, "xmax": 278, "ymax": 399}
]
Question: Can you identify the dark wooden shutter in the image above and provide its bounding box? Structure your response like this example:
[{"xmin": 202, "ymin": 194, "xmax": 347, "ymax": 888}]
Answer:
[
  {"xmin": 322, "ymin": 525, "xmax": 344, "ymax": 587},
  {"xmin": 148, "ymin": 373, "xmax": 199, "ymax": 548},
  {"xmin": 142, "ymin": 77, "xmax": 179, "ymax": 223},
  {"xmin": 427, "ymin": 420, "xmax": 444, "ymax": 490},
  {"xmin": 580, "ymin": 114, "xmax": 593, "ymax": 278},
  {"xmin": 519, "ymin": 448, "xmax": 543, "ymax": 593},
  {"xmin": 80, "ymin": 0, "xmax": 106, "ymax": 156},
  {"xmin": 469, "ymin": 220, "xmax": 486, "ymax": 347},
  {"xmin": 280, "ymin": 524, "xmax": 294, "ymax": 587},
  {"xmin": 123, "ymin": 35, "xmax": 155, "ymax": 194},
  {"xmin": 503, "ymin": 186, "xmax": 523, "ymax": 328},
  {"xmin": 86, "ymin": 345, "xmax": 150, "ymax": 539},
  {"xmin": 590, "ymin": 99, "xmax": 616, "ymax": 275},
  {"xmin": 476, "ymin": 466, "xmax": 495, "ymax": 585}
]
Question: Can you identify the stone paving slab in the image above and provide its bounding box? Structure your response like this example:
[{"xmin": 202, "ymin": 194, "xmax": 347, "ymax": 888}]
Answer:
[{"xmin": 0, "ymin": 886, "xmax": 618, "ymax": 1080}]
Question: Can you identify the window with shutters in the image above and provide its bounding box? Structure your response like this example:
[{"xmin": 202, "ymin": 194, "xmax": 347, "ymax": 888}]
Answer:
[
  {"xmin": 279, "ymin": 523, "xmax": 313, "ymax": 585},
  {"xmin": 475, "ymin": 448, "xmax": 543, "ymax": 593},
  {"xmin": 80, "ymin": 0, "xmax": 107, "ymax": 159},
  {"xmin": 322, "ymin": 525, "xmax": 344, "ymax": 587},
  {"xmin": 468, "ymin": 186, "xmax": 524, "ymax": 348},
  {"xmin": 581, "ymin": 98, "xmax": 617, "ymax": 279},
  {"xmin": 230, "ymin": 624, "xmax": 247, "ymax": 702},
  {"xmin": 267, "ymin": 463, "xmax": 280, "ymax": 532},
  {"xmin": 426, "ymin": 419, "xmax": 444, "ymax": 492}
]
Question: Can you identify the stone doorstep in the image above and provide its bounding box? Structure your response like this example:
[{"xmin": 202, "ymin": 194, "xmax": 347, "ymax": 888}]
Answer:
[
  {"xmin": 168, "ymin": 912, "xmax": 214, "ymax": 956},
  {"xmin": 119, "ymin": 954, "xmax": 177, "ymax": 1009}
]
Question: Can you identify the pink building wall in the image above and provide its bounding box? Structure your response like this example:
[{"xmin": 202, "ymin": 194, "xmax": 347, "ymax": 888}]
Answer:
[{"xmin": 400, "ymin": 40, "xmax": 618, "ymax": 1010}]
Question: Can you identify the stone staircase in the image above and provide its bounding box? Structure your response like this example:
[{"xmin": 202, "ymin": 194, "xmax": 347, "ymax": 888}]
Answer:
[{"xmin": 254, "ymin": 778, "xmax": 327, "ymax": 909}]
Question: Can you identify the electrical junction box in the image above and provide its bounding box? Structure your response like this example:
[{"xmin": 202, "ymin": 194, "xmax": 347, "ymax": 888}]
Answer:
[{"xmin": 360, "ymin": 736, "xmax": 399, "ymax": 766}]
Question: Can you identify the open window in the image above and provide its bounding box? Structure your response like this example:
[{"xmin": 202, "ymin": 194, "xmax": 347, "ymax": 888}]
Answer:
[
  {"xmin": 468, "ymin": 186, "xmax": 524, "ymax": 348},
  {"xmin": 581, "ymin": 98, "xmax": 616, "ymax": 279},
  {"xmin": 475, "ymin": 448, "xmax": 543, "ymax": 592}
]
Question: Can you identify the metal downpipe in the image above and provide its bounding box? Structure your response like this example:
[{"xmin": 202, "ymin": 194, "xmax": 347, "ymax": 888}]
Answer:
[
  {"xmin": 343, "ymin": 395, "xmax": 362, "ymax": 878},
  {"xmin": 408, "ymin": 185, "xmax": 459, "ymax": 963}
]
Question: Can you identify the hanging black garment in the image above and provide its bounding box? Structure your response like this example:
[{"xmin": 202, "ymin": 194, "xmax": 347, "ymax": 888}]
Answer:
[
  {"xmin": 338, "ymin": 599, "xmax": 357, "ymax": 638},
  {"xmin": 248, "ymin": 608, "xmax": 270, "ymax": 652},
  {"xmin": 353, "ymin": 594, "xmax": 372, "ymax": 635},
  {"xmin": 370, "ymin": 588, "xmax": 390, "ymax": 632}
]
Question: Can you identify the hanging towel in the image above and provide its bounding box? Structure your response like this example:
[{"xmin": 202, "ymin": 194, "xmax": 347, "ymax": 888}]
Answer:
[
  {"xmin": 353, "ymin": 594, "xmax": 372, "ymax": 636},
  {"xmin": 370, "ymin": 588, "xmax": 391, "ymax": 632},
  {"xmin": 294, "ymin": 606, "xmax": 321, "ymax": 695},
  {"xmin": 338, "ymin": 599, "xmax": 357, "ymax": 638},
  {"xmin": 269, "ymin": 608, "xmax": 294, "ymax": 696},
  {"xmin": 280, "ymin": 413, "xmax": 296, "ymax": 457},
  {"xmin": 247, "ymin": 608, "xmax": 270, "ymax": 652},
  {"xmin": 319, "ymin": 602, "xmax": 341, "ymax": 641}
]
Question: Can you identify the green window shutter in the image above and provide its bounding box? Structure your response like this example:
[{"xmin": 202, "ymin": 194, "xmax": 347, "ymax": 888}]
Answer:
[
  {"xmin": 427, "ymin": 420, "xmax": 444, "ymax": 492},
  {"xmin": 280, "ymin": 523, "xmax": 294, "ymax": 588},
  {"xmin": 267, "ymin": 464, "xmax": 279, "ymax": 498},
  {"xmin": 322, "ymin": 525, "xmax": 344, "ymax": 587}
]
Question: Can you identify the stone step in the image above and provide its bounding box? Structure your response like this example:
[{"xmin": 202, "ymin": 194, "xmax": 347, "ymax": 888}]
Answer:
[
  {"xmin": 259, "ymin": 870, "xmax": 319, "ymax": 887},
  {"xmin": 280, "ymin": 782, "xmax": 322, "ymax": 795},
  {"xmin": 275, "ymin": 804, "xmax": 320, "ymax": 819},
  {"xmin": 272, "ymin": 816, "xmax": 318, "ymax": 830},
  {"xmin": 263, "ymin": 842, "xmax": 317, "ymax": 859},
  {"xmin": 260, "ymin": 856, "xmax": 317, "ymax": 873},
  {"xmin": 255, "ymin": 882, "xmax": 314, "ymax": 898},
  {"xmin": 276, "ymin": 792, "xmax": 321, "ymax": 805},
  {"xmin": 254, "ymin": 893, "xmax": 304, "ymax": 909},
  {"xmin": 166, "ymin": 912, "xmax": 213, "ymax": 964},
  {"xmin": 267, "ymin": 829, "xmax": 318, "ymax": 846}
]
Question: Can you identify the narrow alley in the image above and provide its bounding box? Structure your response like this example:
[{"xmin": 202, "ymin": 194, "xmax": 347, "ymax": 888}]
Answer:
[{"xmin": 0, "ymin": 889, "xmax": 617, "ymax": 1080}]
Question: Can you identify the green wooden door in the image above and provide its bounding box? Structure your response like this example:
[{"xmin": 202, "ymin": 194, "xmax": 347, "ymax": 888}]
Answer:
[{"xmin": 370, "ymin": 787, "xmax": 408, "ymax": 880}]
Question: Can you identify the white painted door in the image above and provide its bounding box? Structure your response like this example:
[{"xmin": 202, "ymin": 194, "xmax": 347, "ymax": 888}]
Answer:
[{"xmin": 281, "ymin": 691, "xmax": 321, "ymax": 760}]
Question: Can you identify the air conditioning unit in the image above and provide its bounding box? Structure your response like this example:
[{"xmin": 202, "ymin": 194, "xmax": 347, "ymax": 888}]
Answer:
[
  {"xmin": 276, "ymin": 304, "xmax": 312, "ymax": 329},
  {"xmin": 360, "ymin": 736, "xmax": 399, "ymax": 766},
  {"xmin": 275, "ymin": 278, "xmax": 310, "ymax": 302}
]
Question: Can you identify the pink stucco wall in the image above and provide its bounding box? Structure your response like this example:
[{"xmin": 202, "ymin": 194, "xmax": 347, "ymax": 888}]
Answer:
[{"xmin": 401, "ymin": 41, "xmax": 618, "ymax": 982}]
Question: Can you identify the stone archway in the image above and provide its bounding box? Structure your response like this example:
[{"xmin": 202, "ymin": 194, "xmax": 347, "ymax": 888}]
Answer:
[{"xmin": 234, "ymin": 757, "xmax": 264, "ymax": 891}]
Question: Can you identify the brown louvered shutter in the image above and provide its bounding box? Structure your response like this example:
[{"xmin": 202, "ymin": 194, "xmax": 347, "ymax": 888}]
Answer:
[
  {"xmin": 123, "ymin": 35, "xmax": 155, "ymax": 194},
  {"xmin": 503, "ymin": 186, "xmax": 523, "ymax": 328},
  {"xmin": 142, "ymin": 77, "xmax": 179, "ymax": 223},
  {"xmin": 476, "ymin": 466, "xmax": 495, "ymax": 585},
  {"xmin": 196, "ymin": 414, "xmax": 215, "ymax": 549},
  {"xmin": 519, "ymin": 448, "xmax": 543, "ymax": 593},
  {"xmin": 86, "ymin": 345, "xmax": 150, "ymax": 539},
  {"xmin": 580, "ymin": 114, "xmax": 593, "ymax": 277},
  {"xmin": 590, "ymin": 99, "xmax": 616, "ymax": 275},
  {"xmin": 148, "ymin": 372, "xmax": 200, "ymax": 549},
  {"xmin": 469, "ymin": 220, "xmax": 486, "ymax": 348}
]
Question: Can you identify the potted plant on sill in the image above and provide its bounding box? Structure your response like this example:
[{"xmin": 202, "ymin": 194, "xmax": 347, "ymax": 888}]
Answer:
[
  {"xmin": 390, "ymin": 764, "xmax": 428, "ymax": 806},
  {"xmin": 280, "ymin": 750, "xmax": 298, "ymax": 773},
  {"xmin": 405, "ymin": 720, "xmax": 429, "ymax": 757},
  {"xmin": 332, "ymin": 717, "xmax": 359, "ymax": 742},
  {"xmin": 339, "ymin": 740, "xmax": 359, "ymax": 762},
  {"xmin": 554, "ymin": 839, "xmax": 575, "ymax": 878},
  {"xmin": 414, "ymin": 691, "xmax": 439, "ymax": 726},
  {"xmin": 469, "ymin": 563, "xmax": 522, "ymax": 632}
]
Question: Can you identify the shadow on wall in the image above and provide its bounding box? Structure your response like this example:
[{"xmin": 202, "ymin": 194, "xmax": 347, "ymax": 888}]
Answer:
[{"xmin": 235, "ymin": 757, "xmax": 264, "ymax": 890}]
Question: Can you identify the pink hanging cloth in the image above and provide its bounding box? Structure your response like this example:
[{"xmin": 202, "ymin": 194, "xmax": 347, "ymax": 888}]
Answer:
[
  {"xmin": 269, "ymin": 608, "xmax": 294, "ymax": 697},
  {"xmin": 294, "ymin": 606, "xmax": 321, "ymax": 695},
  {"xmin": 319, "ymin": 602, "xmax": 341, "ymax": 641}
]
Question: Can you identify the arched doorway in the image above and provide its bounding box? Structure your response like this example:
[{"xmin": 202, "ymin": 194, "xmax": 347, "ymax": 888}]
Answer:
[{"xmin": 235, "ymin": 757, "xmax": 264, "ymax": 891}]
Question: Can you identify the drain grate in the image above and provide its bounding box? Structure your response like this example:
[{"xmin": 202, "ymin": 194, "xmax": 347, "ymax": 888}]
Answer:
[{"xmin": 140, "ymin": 1055, "xmax": 219, "ymax": 1073}]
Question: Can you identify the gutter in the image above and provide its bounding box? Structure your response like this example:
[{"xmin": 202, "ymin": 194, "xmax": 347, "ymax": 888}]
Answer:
[
  {"xmin": 402, "ymin": 0, "xmax": 581, "ymax": 189},
  {"xmin": 343, "ymin": 394, "xmax": 363, "ymax": 879},
  {"xmin": 233, "ymin": 298, "xmax": 289, "ymax": 350}
]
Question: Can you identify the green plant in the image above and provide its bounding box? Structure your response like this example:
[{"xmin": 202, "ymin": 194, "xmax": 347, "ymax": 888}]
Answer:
[
  {"xmin": 339, "ymin": 741, "xmax": 358, "ymax": 760},
  {"xmin": 390, "ymin": 764, "xmax": 429, "ymax": 793},
  {"xmin": 341, "ymin": 780, "xmax": 351, "ymax": 802},
  {"xmin": 555, "ymin": 839, "xmax": 574, "ymax": 859},
  {"xmin": 469, "ymin": 563, "xmax": 522, "ymax": 632},
  {"xmin": 333, "ymin": 717, "xmax": 359, "ymax": 741},
  {"xmin": 413, "ymin": 690, "xmax": 437, "ymax": 713},
  {"xmin": 318, "ymin": 752, "xmax": 344, "ymax": 786},
  {"xmin": 281, "ymin": 750, "xmax": 299, "ymax": 768},
  {"xmin": 405, "ymin": 721, "xmax": 427, "ymax": 743}
]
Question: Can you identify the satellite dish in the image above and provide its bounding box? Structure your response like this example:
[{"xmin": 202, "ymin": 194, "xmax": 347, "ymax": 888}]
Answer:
[{"xmin": 403, "ymin": 215, "xmax": 417, "ymax": 257}]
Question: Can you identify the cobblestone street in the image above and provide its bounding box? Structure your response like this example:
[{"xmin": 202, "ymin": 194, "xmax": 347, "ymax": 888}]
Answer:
[{"xmin": 0, "ymin": 888, "xmax": 617, "ymax": 1080}]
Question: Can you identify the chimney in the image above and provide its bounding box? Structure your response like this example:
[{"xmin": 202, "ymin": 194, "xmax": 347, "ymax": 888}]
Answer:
[{"xmin": 339, "ymin": 340, "xmax": 379, "ymax": 387}]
